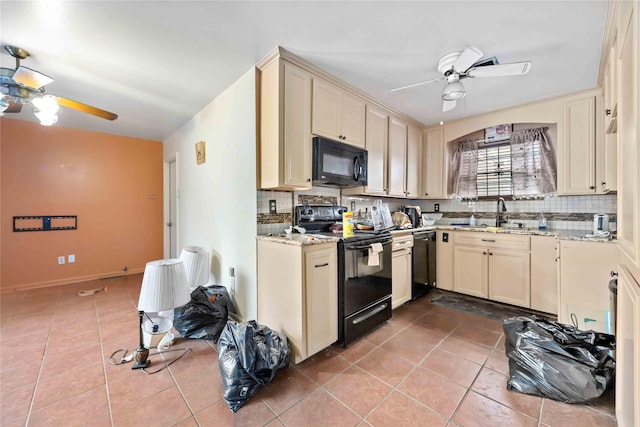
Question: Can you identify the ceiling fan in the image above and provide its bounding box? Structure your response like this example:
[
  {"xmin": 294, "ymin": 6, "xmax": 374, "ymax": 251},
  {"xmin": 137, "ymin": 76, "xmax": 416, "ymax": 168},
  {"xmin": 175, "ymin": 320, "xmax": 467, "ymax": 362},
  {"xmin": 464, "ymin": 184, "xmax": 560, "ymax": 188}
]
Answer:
[
  {"xmin": 0, "ymin": 45, "xmax": 118, "ymax": 125},
  {"xmin": 391, "ymin": 46, "xmax": 532, "ymax": 112}
]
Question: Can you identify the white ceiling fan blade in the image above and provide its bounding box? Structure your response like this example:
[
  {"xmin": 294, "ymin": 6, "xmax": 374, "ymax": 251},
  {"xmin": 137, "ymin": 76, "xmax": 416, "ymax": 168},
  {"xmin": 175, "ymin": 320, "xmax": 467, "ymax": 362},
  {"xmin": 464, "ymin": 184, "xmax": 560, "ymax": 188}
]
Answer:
[
  {"xmin": 390, "ymin": 76, "xmax": 444, "ymax": 92},
  {"xmin": 467, "ymin": 61, "xmax": 532, "ymax": 78},
  {"xmin": 12, "ymin": 66, "xmax": 54, "ymax": 89},
  {"xmin": 442, "ymin": 99, "xmax": 456, "ymax": 112},
  {"xmin": 453, "ymin": 46, "xmax": 483, "ymax": 73}
]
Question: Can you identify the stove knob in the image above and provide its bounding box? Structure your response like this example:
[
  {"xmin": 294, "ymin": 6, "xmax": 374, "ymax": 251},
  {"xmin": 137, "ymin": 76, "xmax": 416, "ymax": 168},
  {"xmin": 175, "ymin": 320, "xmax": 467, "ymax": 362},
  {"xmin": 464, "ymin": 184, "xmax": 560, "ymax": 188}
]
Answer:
[{"xmin": 307, "ymin": 209, "xmax": 313, "ymax": 215}]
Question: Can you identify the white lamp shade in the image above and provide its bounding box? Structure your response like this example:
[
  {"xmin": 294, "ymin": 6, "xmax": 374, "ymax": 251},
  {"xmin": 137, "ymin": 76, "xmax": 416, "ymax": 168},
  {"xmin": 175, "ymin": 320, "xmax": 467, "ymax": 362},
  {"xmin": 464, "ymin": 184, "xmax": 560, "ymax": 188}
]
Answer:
[
  {"xmin": 180, "ymin": 246, "xmax": 210, "ymax": 289},
  {"xmin": 138, "ymin": 259, "xmax": 190, "ymax": 312},
  {"xmin": 442, "ymin": 81, "xmax": 466, "ymax": 101}
]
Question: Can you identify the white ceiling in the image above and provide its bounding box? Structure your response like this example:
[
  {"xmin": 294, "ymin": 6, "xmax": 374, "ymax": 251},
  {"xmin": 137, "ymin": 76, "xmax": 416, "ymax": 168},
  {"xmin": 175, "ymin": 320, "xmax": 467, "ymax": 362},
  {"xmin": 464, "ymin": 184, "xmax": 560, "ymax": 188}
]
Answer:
[{"xmin": 0, "ymin": 1, "xmax": 608, "ymax": 141}]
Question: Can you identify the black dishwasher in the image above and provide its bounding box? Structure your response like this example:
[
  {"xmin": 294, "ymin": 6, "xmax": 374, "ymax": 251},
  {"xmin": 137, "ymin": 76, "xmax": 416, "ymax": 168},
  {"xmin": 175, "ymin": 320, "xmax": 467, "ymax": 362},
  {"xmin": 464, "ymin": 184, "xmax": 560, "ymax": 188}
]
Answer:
[{"xmin": 412, "ymin": 230, "xmax": 436, "ymax": 299}]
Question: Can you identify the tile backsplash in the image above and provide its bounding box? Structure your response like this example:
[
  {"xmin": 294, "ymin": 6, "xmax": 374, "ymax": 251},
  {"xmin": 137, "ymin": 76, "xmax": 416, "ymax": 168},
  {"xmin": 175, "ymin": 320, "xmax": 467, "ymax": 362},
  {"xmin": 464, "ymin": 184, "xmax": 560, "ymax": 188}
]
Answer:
[{"xmin": 257, "ymin": 188, "xmax": 617, "ymax": 235}]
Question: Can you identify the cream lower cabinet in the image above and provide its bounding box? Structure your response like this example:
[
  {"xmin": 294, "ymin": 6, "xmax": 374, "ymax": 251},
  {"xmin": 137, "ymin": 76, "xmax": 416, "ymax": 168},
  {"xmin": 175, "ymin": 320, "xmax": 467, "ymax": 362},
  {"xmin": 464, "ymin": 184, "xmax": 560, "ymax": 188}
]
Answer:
[
  {"xmin": 391, "ymin": 234, "xmax": 413, "ymax": 309},
  {"xmin": 616, "ymin": 265, "xmax": 640, "ymax": 427},
  {"xmin": 530, "ymin": 235, "xmax": 558, "ymax": 314},
  {"xmin": 257, "ymin": 240, "xmax": 337, "ymax": 364},
  {"xmin": 453, "ymin": 232, "xmax": 531, "ymax": 308},
  {"xmin": 558, "ymin": 240, "xmax": 619, "ymax": 333}
]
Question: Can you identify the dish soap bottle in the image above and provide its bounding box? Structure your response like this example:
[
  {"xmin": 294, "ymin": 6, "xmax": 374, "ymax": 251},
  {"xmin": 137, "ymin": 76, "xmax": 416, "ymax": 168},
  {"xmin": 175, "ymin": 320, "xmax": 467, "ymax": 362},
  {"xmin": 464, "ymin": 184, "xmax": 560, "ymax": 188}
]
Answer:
[
  {"xmin": 469, "ymin": 213, "xmax": 477, "ymax": 226},
  {"xmin": 538, "ymin": 212, "xmax": 547, "ymax": 230}
]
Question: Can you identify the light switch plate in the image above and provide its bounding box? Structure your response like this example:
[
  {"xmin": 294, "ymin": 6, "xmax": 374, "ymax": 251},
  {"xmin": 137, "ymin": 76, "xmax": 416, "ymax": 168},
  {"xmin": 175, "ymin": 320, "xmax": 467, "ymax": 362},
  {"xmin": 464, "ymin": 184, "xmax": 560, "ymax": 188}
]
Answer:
[
  {"xmin": 68, "ymin": 254, "xmax": 75, "ymax": 263},
  {"xmin": 58, "ymin": 256, "xmax": 65, "ymax": 264}
]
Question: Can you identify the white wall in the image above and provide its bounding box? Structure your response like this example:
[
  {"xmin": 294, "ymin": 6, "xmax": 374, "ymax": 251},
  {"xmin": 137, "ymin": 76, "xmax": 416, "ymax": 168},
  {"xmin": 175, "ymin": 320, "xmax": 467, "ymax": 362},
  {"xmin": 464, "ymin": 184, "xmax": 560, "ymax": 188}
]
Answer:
[{"xmin": 163, "ymin": 68, "xmax": 257, "ymax": 320}]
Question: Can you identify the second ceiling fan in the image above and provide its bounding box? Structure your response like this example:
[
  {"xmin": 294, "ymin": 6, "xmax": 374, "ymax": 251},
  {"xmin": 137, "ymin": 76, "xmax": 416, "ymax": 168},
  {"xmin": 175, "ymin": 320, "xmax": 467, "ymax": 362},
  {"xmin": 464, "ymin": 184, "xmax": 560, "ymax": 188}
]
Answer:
[{"xmin": 391, "ymin": 46, "xmax": 532, "ymax": 112}]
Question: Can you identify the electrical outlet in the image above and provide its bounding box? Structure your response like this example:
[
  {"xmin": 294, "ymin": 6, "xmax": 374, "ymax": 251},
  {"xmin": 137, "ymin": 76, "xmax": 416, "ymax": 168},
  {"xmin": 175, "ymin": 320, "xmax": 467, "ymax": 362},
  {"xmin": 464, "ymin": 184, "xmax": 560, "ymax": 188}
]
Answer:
[
  {"xmin": 269, "ymin": 200, "xmax": 277, "ymax": 214},
  {"xmin": 350, "ymin": 201, "xmax": 356, "ymax": 211},
  {"xmin": 58, "ymin": 256, "xmax": 65, "ymax": 265},
  {"xmin": 434, "ymin": 204, "xmax": 440, "ymax": 212},
  {"xmin": 68, "ymin": 254, "xmax": 75, "ymax": 263},
  {"xmin": 229, "ymin": 267, "xmax": 235, "ymax": 277}
]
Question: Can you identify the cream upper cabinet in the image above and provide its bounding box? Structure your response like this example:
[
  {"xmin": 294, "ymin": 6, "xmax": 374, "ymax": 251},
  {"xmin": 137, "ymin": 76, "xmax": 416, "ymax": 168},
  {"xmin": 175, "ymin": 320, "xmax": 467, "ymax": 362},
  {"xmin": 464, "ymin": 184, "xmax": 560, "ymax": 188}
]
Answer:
[
  {"xmin": 422, "ymin": 127, "xmax": 445, "ymax": 199},
  {"xmin": 257, "ymin": 240, "xmax": 337, "ymax": 364},
  {"xmin": 558, "ymin": 240, "xmax": 619, "ymax": 333},
  {"xmin": 363, "ymin": 105, "xmax": 389, "ymax": 196},
  {"xmin": 312, "ymin": 79, "xmax": 366, "ymax": 148},
  {"xmin": 558, "ymin": 96, "xmax": 597, "ymax": 194},
  {"xmin": 530, "ymin": 235, "xmax": 558, "ymax": 314},
  {"xmin": 452, "ymin": 232, "xmax": 530, "ymax": 308},
  {"xmin": 387, "ymin": 116, "xmax": 408, "ymax": 197},
  {"xmin": 391, "ymin": 234, "xmax": 413, "ymax": 309},
  {"xmin": 406, "ymin": 124, "xmax": 422, "ymax": 198},
  {"xmin": 258, "ymin": 58, "xmax": 312, "ymax": 190}
]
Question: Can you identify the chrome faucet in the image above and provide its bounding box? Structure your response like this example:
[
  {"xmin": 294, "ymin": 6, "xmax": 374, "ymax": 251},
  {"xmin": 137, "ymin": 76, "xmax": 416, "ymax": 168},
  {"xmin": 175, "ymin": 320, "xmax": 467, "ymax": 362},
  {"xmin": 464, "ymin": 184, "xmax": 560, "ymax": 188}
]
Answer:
[{"xmin": 496, "ymin": 197, "xmax": 508, "ymax": 227}]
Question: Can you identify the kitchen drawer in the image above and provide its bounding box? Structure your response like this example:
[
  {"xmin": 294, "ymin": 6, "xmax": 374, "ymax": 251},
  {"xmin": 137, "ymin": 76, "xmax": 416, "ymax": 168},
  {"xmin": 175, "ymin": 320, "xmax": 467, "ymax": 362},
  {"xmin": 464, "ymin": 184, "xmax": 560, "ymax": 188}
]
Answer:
[
  {"xmin": 392, "ymin": 234, "xmax": 414, "ymax": 250},
  {"xmin": 453, "ymin": 232, "xmax": 530, "ymax": 251}
]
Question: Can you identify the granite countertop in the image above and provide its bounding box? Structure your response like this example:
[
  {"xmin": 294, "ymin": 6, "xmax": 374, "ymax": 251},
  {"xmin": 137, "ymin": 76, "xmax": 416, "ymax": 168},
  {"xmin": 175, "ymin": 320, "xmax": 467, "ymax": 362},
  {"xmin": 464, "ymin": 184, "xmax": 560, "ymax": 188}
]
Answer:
[
  {"xmin": 256, "ymin": 233, "xmax": 339, "ymax": 246},
  {"xmin": 257, "ymin": 225, "xmax": 615, "ymax": 246}
]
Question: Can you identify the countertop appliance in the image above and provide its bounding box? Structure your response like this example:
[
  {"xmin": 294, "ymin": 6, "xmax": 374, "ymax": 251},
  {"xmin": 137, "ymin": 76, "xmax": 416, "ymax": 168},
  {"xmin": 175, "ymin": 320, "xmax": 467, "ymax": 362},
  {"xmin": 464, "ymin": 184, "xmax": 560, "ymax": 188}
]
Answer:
[
  {"xmin": 295, "ymin": 205, "xmax": 392, "ymax": 346},
  {"xmin": 411, "ymin": 229, "xmax": 437, "ymax": 300},
  {"xmin": 403, "ymin": 206, "xmax": 421, "ymax": 228},
  {"xmin": 312, "ymin": 136, "xmax": 368, "ymax": 187},
  {"xmin": 594, "ymin": 214, "xmax": 610, "ymax": 234}
]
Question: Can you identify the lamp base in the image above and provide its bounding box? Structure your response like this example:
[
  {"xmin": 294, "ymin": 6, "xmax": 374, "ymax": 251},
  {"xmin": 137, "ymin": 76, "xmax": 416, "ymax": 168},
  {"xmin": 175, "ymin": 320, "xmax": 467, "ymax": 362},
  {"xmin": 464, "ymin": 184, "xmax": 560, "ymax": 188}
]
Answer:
[{"xmin": 131, "ymin": 346, "xmax": 150, "ymax": 370}]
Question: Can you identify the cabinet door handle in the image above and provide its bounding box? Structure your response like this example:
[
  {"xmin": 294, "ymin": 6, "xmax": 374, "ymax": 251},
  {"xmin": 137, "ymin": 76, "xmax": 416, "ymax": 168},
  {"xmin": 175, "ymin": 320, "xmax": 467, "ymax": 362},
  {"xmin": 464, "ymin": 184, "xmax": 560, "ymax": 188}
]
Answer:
[
  {"xmin": 483, "ymin": 251, "xmax": 487, "ymax": 255},
  {"xmin": 489, "ymin": 252, "xmax": 493, "ymax": 256},
  {"xmin": 481, "ymin": 239, "xmax": 495, "ymax": 242},
  {"xmin": 314, "ymin": 263, "xmax": 329, "ymax": 268},
  {"xmin": 601, "ymin": 181, "xmax": 606, "ymax": 186},
  {"xmin": 611, "ymin": 271, "xmax": 618, "ymax": 277},
  {"xmin": 605, "ymin": 108, "xmax": 611, "ymax": 116},
  {"xmin": 589, "ymin": 186, "xmax": 595, "ymax": 190}
]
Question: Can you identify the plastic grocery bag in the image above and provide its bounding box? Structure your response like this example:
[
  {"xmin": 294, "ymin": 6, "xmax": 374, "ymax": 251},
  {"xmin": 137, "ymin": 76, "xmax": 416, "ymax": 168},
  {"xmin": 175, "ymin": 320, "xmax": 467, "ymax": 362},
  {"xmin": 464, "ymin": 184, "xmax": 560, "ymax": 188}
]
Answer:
[
  {"xmin": 173, "ymin": 286, "xmax": 236, "ymax": 342},
  {"xmin": 217, "ymin": 320, "xmax": 290, "ymax": 412},
  {"xmin": 503, "ymin": 316, "xmax": 615, "ymax": 403}
]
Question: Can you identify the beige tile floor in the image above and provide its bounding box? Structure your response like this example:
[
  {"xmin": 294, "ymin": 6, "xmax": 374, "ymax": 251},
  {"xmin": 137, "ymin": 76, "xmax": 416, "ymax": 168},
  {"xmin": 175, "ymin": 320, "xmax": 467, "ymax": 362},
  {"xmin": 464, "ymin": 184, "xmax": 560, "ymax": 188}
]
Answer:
[{"xmin": 0, "ymin": 275, "xmax": 616, "ymax": 426}]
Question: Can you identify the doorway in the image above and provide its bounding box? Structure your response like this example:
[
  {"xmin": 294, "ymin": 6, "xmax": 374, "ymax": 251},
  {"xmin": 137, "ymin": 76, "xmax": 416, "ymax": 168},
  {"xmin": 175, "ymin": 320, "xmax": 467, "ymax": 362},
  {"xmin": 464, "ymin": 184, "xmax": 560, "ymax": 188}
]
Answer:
[{"xmin": 165, "ymin": 158, "xmax": 178, "ymax": 258}]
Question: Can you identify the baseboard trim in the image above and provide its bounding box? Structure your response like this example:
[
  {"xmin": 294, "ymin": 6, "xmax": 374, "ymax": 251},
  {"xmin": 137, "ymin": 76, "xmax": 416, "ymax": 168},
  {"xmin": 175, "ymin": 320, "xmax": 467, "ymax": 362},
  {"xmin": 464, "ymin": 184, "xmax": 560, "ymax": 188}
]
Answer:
[{"xmin": 1, "ymin": 268, "xmax": 145, "ymax": 293}]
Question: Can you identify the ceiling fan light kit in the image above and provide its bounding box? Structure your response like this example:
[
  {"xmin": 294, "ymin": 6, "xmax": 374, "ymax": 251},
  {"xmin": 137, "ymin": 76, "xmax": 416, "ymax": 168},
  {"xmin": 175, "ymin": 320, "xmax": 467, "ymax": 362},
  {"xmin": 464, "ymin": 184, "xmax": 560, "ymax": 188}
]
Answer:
[
  {"xmin": 391, "ymin": 45, "xmax": 532, "ymax": 113},
  {"xmin": 0, "ymin": 45, "xmax": 118, "ymax": 126}
]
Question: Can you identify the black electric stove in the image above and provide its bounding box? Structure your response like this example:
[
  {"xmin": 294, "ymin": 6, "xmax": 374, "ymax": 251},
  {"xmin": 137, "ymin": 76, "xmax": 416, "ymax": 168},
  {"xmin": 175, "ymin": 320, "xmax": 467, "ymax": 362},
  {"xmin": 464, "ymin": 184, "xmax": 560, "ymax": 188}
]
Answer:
[{"xmin": 294, "ymin": 205, "xmax": 393, "ymax": 346}]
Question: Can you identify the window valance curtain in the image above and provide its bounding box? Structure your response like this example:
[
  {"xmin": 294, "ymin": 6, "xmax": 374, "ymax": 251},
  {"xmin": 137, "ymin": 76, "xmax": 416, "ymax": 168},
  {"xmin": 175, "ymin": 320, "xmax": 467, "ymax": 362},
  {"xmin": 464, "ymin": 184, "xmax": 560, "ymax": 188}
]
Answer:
[
  {"xmin": 509, "ymin": 127, "xmax": 556, "ymax": 198},
  {"xmin": 450, "ymin": 140, "xmax": 479, "ymax": 200}
]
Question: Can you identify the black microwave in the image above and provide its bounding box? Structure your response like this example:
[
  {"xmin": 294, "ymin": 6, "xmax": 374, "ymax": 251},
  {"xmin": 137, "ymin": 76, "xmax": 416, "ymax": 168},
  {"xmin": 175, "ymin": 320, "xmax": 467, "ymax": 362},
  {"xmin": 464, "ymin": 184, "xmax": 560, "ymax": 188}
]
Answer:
[{"xmin": 312, "ymin": 136, "xmax": 368, "ymax": 187}]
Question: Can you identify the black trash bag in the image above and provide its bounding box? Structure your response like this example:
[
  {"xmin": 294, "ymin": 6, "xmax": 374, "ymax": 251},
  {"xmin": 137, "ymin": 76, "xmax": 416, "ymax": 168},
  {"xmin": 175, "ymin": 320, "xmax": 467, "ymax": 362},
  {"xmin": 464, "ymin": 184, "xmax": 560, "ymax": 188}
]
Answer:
[
  {"xmin": 217, "ymin": 320, "xmax": 290, "ymax": 412},
  {"xmin": 173, "ymin": 285, "xmax": 236, "ymax": 342},
  {"xmin": 503, "ymin": 316, "xmax": 615, "ymax": 403}
]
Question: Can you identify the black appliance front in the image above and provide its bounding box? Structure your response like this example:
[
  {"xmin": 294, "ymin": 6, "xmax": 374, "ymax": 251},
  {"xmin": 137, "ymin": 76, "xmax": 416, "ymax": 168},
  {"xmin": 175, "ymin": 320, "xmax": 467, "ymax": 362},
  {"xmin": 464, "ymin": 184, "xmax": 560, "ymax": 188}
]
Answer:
[
  {"xmin": 338, "ymin": 234, "xmax": 393, "ymax": 346},
  {"xmin": 412, "ymin": 230, "xmax": 437, "ymax": 300},
  {"xmin": 312, "ymin": 136, "xmax": 368, "ymax": 187}
]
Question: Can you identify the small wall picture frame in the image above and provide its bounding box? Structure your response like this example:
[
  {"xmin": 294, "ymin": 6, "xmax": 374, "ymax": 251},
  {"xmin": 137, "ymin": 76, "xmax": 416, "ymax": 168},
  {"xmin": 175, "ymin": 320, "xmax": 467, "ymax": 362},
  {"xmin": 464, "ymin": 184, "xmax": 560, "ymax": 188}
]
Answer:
[{"xmin": 195, "ymin": 140, "xmax": 206, "ymax": 165}]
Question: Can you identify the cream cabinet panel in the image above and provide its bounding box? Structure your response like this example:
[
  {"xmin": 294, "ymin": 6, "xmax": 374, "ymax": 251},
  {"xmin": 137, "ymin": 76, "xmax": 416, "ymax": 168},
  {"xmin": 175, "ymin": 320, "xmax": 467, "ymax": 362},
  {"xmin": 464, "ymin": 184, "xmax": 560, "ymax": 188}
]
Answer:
[
  {"xmin": 392, "ymin": 234, "xmax": 413, "ymax": 309},
  {"xmin": 257, "ymin": 240, "xmax": 337, "ymax": 364},
  {"xmin": 453, "ymin": 245, "xmax": 488, "ymax": 298},
  {"xmin": 406, "ymin": 124, "xmax": 422, "ymax": 198},
  {"xmin": 616, "ymin": 266, "xmax": 640, "ymax": 427},
  {"xmin": 488, "ymin": 249, "xmax": 530, "ymax": 308},
  {"xmin": 422, "ymin": 127, "xmax": 445, "ymax": 199},
  {"xmin": 304, "ymin": 246, "xmax": 338, "ymax": 356},
  {"xmin": 339, "ymin": 92, "xmax": 366, "ymax": 148},
  {"xmin": 558, "ymin": 240, "xmax": 619, "ymax": 333},
  {"xmin": 312, "ymin": 79, "xmax": 365, "ymax": 148},
  {"xmin": 388, "ymin": 116, "xmax": 408, "ymax": 197},
  {"xmin": 558, "ymin": 96, "xmax": 596, "ymax": 194},
  {"xmin": 616, "ymin": 3, "xmax": 638, "ymax": 267},
  {"xmin": 436, "ymin": 230, "xmax": 453, "ymax": 291},
  {"xmin": 363, "ymin": 105, "xmax": 388, "ymax": 195},
  {"xmin": 259, "ymin": 59, "xmax": 312, "ymax": 190},
  {"xmin": 530, "ymin": 236, "xmax": 558, "ymax": 314}
]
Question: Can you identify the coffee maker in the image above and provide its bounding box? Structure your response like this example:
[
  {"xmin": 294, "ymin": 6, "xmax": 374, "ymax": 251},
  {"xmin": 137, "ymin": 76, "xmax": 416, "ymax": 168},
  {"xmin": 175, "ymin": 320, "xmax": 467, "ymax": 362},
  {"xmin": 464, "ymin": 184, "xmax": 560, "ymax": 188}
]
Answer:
[{"xmin": 403, "ymin": 206, "xmax": 422, "ymax": 228}]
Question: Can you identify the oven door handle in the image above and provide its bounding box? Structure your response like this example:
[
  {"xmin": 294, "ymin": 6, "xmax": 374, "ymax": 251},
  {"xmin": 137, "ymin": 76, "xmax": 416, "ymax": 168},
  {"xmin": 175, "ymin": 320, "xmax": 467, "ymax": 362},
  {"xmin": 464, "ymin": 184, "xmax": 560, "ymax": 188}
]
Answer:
[
  {"xmin": 344, "ymin": 239, "xmax": 392, "ymax": 251},
  {"xmin": 352, "ymin": 302, "xmax": 388, "ymax": 325}
]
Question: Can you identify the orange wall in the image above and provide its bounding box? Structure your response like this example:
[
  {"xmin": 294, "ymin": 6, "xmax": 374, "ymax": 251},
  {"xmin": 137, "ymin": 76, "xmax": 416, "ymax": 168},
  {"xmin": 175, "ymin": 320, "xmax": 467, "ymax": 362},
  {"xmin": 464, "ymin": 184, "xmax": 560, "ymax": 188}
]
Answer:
[{"xmin": 1, "ymin": 118, "xmax": 164, "ymax": 291}]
